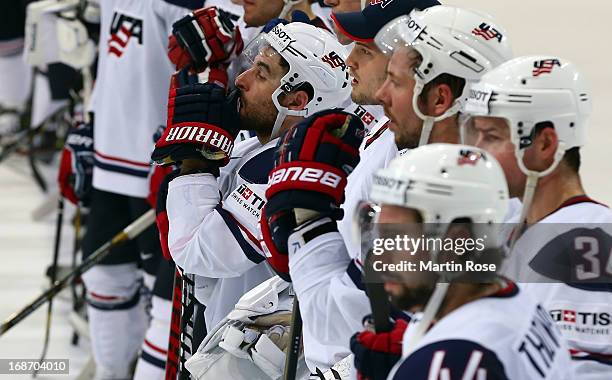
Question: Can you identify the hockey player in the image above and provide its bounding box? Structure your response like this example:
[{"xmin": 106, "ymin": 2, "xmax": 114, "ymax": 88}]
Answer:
[
  {"xmin": 354, "ymin": 143, "xmax": 574, "ymax": 380},
  {"xmin": 58, "ymin": 1, "xmax": 226, "ymax": 379},
  {"xmin": 153, "ymin": 21, "xmax": 351, "ymax": 331},
  {"xmin": 261, "ymin": 4, "xmax": 513, "ymax": 371},
  {"xmin": 462, "ymin": 56, "xmax": 612, "ymax": 379}
]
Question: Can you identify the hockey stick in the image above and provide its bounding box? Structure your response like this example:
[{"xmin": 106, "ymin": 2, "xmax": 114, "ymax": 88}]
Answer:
[
  {"xmin": 177, "ymin": 272, "xmax": 196, "ymax": 380},
  {"xmin": 364, "ymin": 251, "xmax": 393, "ymax": 333},
  {"xmin": 33, "ymin": 198, "xmax": 64, "ymax": 377},
  {"xmin": 0, "ymin": 209, "xmax": 155, "ymax": 336},
  {"xmin": 165, "ymin": 267, "xmax": 183, "ymax": 380},
  {"xmin": 284, "ymin": 298, "xmax": 302, "ymax": 380}
]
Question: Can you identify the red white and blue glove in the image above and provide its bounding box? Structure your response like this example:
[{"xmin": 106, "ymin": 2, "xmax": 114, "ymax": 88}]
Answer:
[
  {"xmin": 58, "ymin": 117, "xmax": 94, "ymax": 206},
  {"xmin": 151, "ymin": 68, "xmax": 241, "ymax": 169},
  {"xmin": 168, "ymin": 6, "xmax": 243, "ymax": 73},
  {"xmin": 350, "ymin": 315, "xmax": 409, "ymax": 380},
  {"xmin": 260, "ymin": 109, "xmax": 365, "ymax": 280},
  {"xmin": 148, "ymin": 166, "xmax": 181, "ymax": 261}
]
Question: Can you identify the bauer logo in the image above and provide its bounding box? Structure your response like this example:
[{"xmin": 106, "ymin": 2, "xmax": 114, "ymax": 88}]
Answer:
[
  {"xmin": 472, "ymin": 23, "xmax": 504, "ymax": 43},
  {"xmin": 268, "ymin": 167, "xmax": 342, "ymax": 189},
  {"xmin": 108, "ymin": 12, "xmax": 143, "ymax": 57},
  {"xmin": 532, "ymin": 59, "xmax": 561, "ymax": 77}
]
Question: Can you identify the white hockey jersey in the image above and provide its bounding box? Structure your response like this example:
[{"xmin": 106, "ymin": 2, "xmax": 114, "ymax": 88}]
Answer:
[
  {"xmin": 391, "ymin": 282, "xmax": 574, "ymax": 380},
  {"xmin": 501, "ymin": 197, "xmax": 612, "ymax": 379},
  {"xmin": 166, "ymin": 137, "xmax": 276, "ymax": 327},
  {"xmin": 91, "ymin": 0, "xmax": 201, "ymax": 197},
  {"xmin": 287, "ymin": 110, "xmax": 399, "ymax": 371}
]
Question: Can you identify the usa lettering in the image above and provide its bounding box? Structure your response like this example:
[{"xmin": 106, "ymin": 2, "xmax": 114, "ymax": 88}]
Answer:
[
  {"xmin": 110, "ymin": 13, "xmax": 143, "ymax": 45},
  {"xmin": 165, "ymin": 126, "xmax": 233, "ymax": 156},
  {"xmin": 517, "ymin": 305, "xmax": 562, "ymax": 378},
  {"xmin": 269, "ymin": 167, "xmax": 342, "ymax": 188}
]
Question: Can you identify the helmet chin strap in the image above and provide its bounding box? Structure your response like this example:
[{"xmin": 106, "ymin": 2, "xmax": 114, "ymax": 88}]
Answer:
[
  {"xmin": 270, "ymin": 87, "xmax": 308, "ymax": 140},
  {"xmin": 412, "ymin": 81, "xmax": 462, "ymax": 147},
  {"xmin": 510, "ymin": 142, "xmax": 566, "ymax": 248}
]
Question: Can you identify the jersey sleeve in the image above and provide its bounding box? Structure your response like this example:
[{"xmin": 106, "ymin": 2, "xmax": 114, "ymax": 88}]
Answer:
[
  {"xmin": 166, "ymin": 173, "xmax": 266, "ymax": 278},
  {"xmin": 288, "ymin": 220, "xmax": 372, "ymax": 352},
  {"xmin": 392, "ymin": 339, "xmax": 509, "ymax": 380}
]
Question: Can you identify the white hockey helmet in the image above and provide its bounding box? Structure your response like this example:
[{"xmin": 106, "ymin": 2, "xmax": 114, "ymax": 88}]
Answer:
[
  {"xmin": 243, "ymin": 22, "xmax": 352, "ymax": 138},
  {"xmin": 374, "ymin": 6, "xmax": 513, "ymax": 146},
  {"xmin": 369, "ymin": 143, "xmax": 508, "ymax": 231},
  {"xmin": 462, "ymin": 55, "xmax": 592, "ymax": 178}
]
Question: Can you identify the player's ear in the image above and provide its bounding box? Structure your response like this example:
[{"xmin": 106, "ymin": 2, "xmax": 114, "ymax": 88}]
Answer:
[
  {"xmin": 284, "ymin": 90, "xmax": 310, "ymax": 111},
  {"xmin": 534, "ymin": 126, "xmax": 559, "ymax": 166},
  {"xmin": 423, "ymin": 83, "xmax": 454, "ymax": 117}
]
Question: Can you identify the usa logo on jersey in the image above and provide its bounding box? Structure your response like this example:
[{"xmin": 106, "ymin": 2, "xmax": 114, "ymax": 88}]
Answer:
[{"xmin": 108, "ymin": 12, "xmax": 144, "ymax": 57}]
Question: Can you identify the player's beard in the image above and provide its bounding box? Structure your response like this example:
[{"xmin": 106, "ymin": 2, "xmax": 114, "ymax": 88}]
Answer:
[
  {"xmin": 389, "ymin": 283, "xmax": 435, "ymax": 312},
  {"xmin": 239, "ymin": 92, "xmax": 278, "ymax": 137}
]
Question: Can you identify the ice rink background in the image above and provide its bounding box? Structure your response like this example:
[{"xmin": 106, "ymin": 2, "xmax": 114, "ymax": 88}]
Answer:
[{"xmin": 0, "ymin": 1, "xmax": 610, "ymax": 379}]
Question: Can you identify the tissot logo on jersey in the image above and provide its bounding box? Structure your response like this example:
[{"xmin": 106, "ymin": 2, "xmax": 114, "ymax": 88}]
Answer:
[
  {"xmin": 532, "ymin": 59, "xmax": 561, "ymax": 77},
  {"xmin": 108, "ymin": 12, "xmax": 143, "ymax": 57},
  {"xmin": 230, "ymin": 184, "xmax": 266, "ymax": 219},
  {"xmin": 550, "ymin": 309, "xmax": 610, "ymax": 326},
  {"xmin": 472, "ymin": 23, "xmax": 504, "ymax": 43},
  {"xmin": 354, "ymin": 105, "xmax": 377, "ymax": 125}
]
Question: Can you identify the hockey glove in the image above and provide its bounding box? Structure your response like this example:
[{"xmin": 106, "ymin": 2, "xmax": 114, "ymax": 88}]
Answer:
[
  {"xmin": 58, "ymin": 118, "xmax": 94, "ymax": 206},
  {"xmin": 151, "ymin": 69, "xmax": 241, "ymax": 168},
  {"xmin": 351, "ymin": 316, "xmax": 409, "ymax": 380},
  {"xmin": 260, "ymin": 109, "xmax": 365, "ymax": 280},
  {"xmin": 168, "ymin": 6, "xmax": 243, "ymax": 73}
]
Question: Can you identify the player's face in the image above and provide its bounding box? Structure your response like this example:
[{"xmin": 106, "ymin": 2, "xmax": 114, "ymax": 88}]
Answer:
[
  {"xmin": 235, "ymin": 50, "xmax": 287, "ymax": 134},
  {"xmin": 243, "ymin": 0, "xmax": 284, "ymax": 27},
  {"xmin": 376, "ymin": 205, "xmax": 436, "ymax": 312},
  {"xmin": 376, "ymin": 47, "xmax": 424, "ymax": 150},
  {"xmin": 325, "ymin": 0, "xmax": 362, "ymax": 45},
  {"xmin": 346, "ymin": 42, "xmax": 389, "ymax": 105},
  {"xmin": 463, "ymin": 116, "xmax": 526, "ymax": 198}
]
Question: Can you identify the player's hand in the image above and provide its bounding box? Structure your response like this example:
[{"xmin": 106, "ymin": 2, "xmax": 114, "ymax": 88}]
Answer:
[
  {"xmin": 168, "ymin": 6, "xmax": 243, "ymax": 73},
  {"xmin": 350, "ymin": 316, "xmax": 408, "ymax": 380},
  {"xmin": 259, "ymin": 109, "xmax": 365, "ymax": 280},
  {"xmin": 151, "ymin": 69, "xmax": 241, "ymax": 169},
  {"xmin": 58, "ymin": 117, "xmax": 94, "ymax": 206}
]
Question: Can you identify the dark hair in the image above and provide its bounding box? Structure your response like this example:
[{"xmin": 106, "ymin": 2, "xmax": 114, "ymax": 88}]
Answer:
[
  {"xmin": 533, "ymin": 121, "xmax": 581, "ymax": 172},
  {"xmin": 419, "ymin": 73, "xmax": 466, "ymax": 103}
]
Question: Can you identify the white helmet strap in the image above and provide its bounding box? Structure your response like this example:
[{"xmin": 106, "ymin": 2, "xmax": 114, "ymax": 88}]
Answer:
[
  {"xmin": 270, "ymin": 86, "xmax": 308, "ymax": 139},
  {"xmin": 510, "ymin": 141, "xmax": 567, "ymax": 247},
  {"xmin": 412, "ymin": 80, "xmax": 462, "ymax": 147}
]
